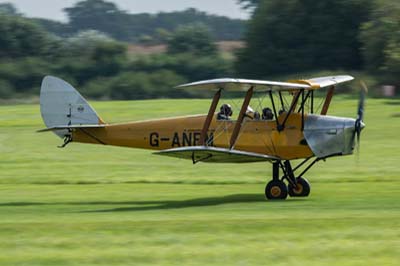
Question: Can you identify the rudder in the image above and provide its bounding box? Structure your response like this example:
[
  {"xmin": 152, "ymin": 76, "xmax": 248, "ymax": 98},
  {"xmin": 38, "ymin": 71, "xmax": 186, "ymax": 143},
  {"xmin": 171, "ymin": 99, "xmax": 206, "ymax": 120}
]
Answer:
[{"xmin": 40, "ymin": 76, "xmax": 105, "ymax": 138}]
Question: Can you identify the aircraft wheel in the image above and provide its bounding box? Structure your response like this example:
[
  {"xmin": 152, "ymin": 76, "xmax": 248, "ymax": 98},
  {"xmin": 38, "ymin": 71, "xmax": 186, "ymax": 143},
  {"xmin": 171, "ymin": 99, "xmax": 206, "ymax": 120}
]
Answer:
[
  {"xmin": 265, "ymin": 180, "xmax": 288, "ymax": 200},
  {"xmin": 288, "ymin": 177, "xmax": 310, "ymax": 197}
]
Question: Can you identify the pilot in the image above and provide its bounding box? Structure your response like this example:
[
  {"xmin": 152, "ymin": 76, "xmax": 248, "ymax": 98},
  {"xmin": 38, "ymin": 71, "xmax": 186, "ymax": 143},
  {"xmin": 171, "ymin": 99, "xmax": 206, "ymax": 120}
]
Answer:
[
  {"xmin": 262, "ymin": 107, "xmax": 274, "ymax": 120},
  {"xmin": 217, "ymin": 104, "xmax": 233, "ymax": 120}
]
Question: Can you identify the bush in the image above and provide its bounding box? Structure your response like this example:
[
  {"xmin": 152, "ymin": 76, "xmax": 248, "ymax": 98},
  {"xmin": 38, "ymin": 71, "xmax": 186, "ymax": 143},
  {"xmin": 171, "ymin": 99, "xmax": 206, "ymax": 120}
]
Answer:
[
  {"xmin": 55, "ymin": 33, "xmax": 127, "ymax": 85},
  {"xmin": 129, "ymin": 53, "xmax": 232, "ymax": 82},
  {"xmin": 81, "ymin": 70, "xmax": 188, "ymax": 100},
  {"xmin": 0, "ymin": 57, "xmax": 51, "ymax": 94},
  {"xmin": 167, "ymin": 24, "xmax": 218, "ymax": 56},
  {"xmin": 80, "ymin": 77, "xmax": 112, "ymax": 99},
  {"xmin": 0, "ymin": 79, "xmax": 15, "ymax": 99},
  {"xmin": 109, "ymin": 70, "xmax": 187, "ymax": 100}
]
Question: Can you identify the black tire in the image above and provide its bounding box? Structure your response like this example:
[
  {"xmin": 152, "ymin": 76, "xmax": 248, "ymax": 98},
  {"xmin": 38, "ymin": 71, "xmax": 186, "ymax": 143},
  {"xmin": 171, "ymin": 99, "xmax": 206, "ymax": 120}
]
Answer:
[
  {"xmin": 265, "ymin": 180, "xmax": 288, "ymax": 200},
  {"xmin": 288, "ymin": 177, "xmax": 310, "ymax": 197}
]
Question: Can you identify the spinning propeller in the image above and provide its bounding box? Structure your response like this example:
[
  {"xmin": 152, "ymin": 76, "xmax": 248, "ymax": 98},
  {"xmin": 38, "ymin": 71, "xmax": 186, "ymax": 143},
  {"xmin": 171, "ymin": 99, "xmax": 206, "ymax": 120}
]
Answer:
[{"xmin": 354, "ymin": 81, "xmax": 367, "ymax": 153}]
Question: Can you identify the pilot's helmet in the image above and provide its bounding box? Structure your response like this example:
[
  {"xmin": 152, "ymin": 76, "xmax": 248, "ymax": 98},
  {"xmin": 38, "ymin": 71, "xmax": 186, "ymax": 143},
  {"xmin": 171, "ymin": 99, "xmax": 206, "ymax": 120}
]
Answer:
[
  {"xmin": 220, "ymin": 104, "xmax": 233, "ymax": 116},
  {"xmin": 262, "ymin": 107, "xmax": 274, "ymax": 120}
]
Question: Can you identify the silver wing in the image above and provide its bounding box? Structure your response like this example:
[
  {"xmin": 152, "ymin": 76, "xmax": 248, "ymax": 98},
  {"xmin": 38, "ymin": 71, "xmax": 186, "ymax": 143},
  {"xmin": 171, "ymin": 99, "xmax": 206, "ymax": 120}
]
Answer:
[
  {"xmin": 155, "ymin": 146, "xmax": 279, "ymax": 164},
  {"xmin": 176, "ymin": 75, "xmax": 354, "ymax": 91}
]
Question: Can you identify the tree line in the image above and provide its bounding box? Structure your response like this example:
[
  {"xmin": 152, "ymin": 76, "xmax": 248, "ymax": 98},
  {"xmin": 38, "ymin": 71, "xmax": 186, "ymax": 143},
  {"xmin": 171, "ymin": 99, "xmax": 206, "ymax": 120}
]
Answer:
[
  {"xmin": 236, "ymin": 0, "xmax": 399, "ymax": 90},
  {"xmin": 0, "ymin": 8, "xmax": 230, "ymax": 99},
  {"xmin": 32, "ymin": 1, "xmax": 245, "ymax": 44},
  {"xmin": 0, "ymin": 0, "xmax": 398, "ymax": 100}
]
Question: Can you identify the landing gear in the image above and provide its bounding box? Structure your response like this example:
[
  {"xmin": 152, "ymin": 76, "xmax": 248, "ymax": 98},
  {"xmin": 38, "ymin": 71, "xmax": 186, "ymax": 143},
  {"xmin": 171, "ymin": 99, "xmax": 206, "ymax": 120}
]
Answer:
[
  {"xmin": 265, "ymin": 162, "xmax": 287, "ymax": 200},
  {"xmin": 265, "ymin": 180, "xmax": 288, "ymax": 200},
  {"xmin": 288, "ymin": 177, "xmax": 310, "ymax": 197},
  {"xmin": 264, "ymin": 159, "xmax": 318, "ymax": 200}
]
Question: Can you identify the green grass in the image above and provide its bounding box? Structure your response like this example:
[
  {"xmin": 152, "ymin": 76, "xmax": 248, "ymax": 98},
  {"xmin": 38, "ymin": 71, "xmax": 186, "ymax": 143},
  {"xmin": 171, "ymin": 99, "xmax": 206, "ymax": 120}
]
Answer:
[{"xmin": 0, "ymin": 96, "xmax": 399, "ymax": 266}]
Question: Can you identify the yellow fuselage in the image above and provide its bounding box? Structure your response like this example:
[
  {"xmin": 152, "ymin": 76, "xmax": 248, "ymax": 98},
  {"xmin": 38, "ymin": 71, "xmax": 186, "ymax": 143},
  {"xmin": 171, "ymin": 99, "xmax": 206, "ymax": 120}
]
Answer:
[{"xmin": 73, "ymin": 113, "xmax": 313, "ymax": 160}]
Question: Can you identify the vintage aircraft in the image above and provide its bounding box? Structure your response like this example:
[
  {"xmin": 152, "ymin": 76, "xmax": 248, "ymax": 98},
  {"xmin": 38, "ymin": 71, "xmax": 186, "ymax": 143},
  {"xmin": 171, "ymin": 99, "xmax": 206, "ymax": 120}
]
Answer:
[{"xmin": 39, "ymin": 75, "xmax": 366, "ymax": 200}]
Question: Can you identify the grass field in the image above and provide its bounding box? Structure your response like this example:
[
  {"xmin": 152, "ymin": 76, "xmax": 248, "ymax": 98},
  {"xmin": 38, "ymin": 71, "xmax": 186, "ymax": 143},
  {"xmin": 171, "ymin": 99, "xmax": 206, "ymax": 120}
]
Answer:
[{"xmin": 0, "ymin": 96, "xmax": 399, "ymax": 266}]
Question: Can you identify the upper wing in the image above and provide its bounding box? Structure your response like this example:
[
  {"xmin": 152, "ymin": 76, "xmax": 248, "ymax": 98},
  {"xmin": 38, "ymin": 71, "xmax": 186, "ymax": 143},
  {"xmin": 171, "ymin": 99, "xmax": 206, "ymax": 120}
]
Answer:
[
  {"xmin": 307, "ymin": 75, "xmax": 354, "ymax": 89},
  {"xmin": 176, "ymin": 78, "xmax": 311, "ymax": 91},
  {"xmin": 176, "ymin": 75, "xmax": 354, "ymax": 92},
  {"xmin": 154, "ymin": 146, "xmax": 279, "ymax": 164}
]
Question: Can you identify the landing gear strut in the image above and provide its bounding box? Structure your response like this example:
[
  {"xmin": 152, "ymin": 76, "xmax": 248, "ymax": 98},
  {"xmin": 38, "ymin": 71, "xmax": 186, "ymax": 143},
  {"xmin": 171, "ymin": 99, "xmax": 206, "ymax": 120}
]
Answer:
[
  {"xmin": 264, "ymin": 159, "xmax": 318, "ymax": 200},
  {"xmin": 265, "ymin": 163, "xmax": 287, "ymax": 200}
]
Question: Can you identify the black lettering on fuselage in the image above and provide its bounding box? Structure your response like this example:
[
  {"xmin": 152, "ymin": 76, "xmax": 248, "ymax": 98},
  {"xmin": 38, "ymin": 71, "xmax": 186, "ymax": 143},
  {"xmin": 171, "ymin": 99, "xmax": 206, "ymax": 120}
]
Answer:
[
  {"xmin": 151, "ymin": 131, "xmax": 214, "ymax": 148},
  {"xmin": 173, "ymin": 131, "xmax": 214, "ymax": 147},
  {"xmin": 172, "ymin": 132, "xmax": 181, "ymax": 147},
  {"xmin": 182, "ymin": 132, "xmax": 192, "ymax": 146},
  {"xmin": 150, "ymin": 132, "xmax": 159, "ymax": 147},
  {"xmin": 193, "ymin": 132, "xmax": 201, "ymax": 146}
]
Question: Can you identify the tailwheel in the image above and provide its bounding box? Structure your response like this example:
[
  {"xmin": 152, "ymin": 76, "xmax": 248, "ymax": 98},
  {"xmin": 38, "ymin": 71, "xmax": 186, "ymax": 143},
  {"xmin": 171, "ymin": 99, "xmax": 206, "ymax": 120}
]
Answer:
[
  {"xmin": 265, "ymin": 180, "xmax": 288, "ymax": 200},
  {"xmin": 288, "ymin": 177, "xmax": 310, "ymax": 197}
]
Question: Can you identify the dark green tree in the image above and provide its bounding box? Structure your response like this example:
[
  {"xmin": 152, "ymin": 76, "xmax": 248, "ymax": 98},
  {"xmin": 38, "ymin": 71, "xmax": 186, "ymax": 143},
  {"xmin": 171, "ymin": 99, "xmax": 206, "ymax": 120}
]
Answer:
[
  {"xmin": 167, "ymin": 24, "xmax": 218, "ymax": 56},
  {"xmin": 236, "ymin": 0, "xmax": 372, "ymax": 78},
  {"xmin": 0, "ymin": 3, "xmax": 19, "ymax": 15},
  {"xmin": 56, "ymin": 32, "xmax": 127, "ymax": 85},
  {"xmin": 64, "ymin": 0, "xmax": 131, "ymax": 41},
  {"xmin": 360, "ymin": 1, "xmax": 400, "ymax": 86},
  {"xmin": 0, "ymin": 15, "xmax": 55, "ymax": 58},
  {"xmin": 32, "ymin": 18, "xmax": 72, "ymax": 38},
  {"xmin": 0, "ymin": 79, "xmax": 14, "ymax": 98},
  {"xmin": 237, "ymin": 0, "xmax": 260, "ymax": 10},
  {"xmin": 40, "ymin": 4, "xmax": 245, "ymax": 42},
  {"xmin": 104, "ymin": 70, "xmax": 186, "ymax": 100},
  {"xmin": 153, "ymin": 8, "xmax": 245, "ymax": 41}
]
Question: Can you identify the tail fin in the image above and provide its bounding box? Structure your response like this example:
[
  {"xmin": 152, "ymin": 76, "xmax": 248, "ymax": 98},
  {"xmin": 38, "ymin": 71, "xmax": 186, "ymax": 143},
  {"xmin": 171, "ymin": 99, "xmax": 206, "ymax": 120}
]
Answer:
[{"xmin": 40, "ymin": 76, "xmax": 105, "ymax": 138}]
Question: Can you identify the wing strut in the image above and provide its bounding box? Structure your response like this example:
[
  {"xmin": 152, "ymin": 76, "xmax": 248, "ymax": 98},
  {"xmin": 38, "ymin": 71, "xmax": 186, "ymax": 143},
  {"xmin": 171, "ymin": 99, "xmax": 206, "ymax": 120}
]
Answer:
[
  {"xmin": 290, "ymin": 91, "xmax": 301, "ymax": 111},
  {"xmin": 278, "ymin": 89, "xmax": 302, "ymax": 131},
  {"xmin": 229, "ymin": 86, "xmax": 254, "ymax": 149},
  {"xmin": 321, "ymin": 86, "xmax": 335, "ymax": 115},
  {"xmin": 199, "ymin": 89, "xmax": 221, "ymax": 146}
]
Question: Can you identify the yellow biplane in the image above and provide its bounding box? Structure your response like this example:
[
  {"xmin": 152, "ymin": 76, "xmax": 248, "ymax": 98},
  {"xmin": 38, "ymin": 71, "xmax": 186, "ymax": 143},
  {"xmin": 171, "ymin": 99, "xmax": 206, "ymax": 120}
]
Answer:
[{"xmin": 39, "ymin": 75, "xmax": 366, "ymax": 200}]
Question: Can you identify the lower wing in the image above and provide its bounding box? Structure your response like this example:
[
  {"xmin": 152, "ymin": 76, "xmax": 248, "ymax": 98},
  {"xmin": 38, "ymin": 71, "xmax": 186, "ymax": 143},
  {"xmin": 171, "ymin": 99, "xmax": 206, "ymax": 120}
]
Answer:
[{"xmin": 155, "ymin": 146, "xmax": 279, "ymax": 164}]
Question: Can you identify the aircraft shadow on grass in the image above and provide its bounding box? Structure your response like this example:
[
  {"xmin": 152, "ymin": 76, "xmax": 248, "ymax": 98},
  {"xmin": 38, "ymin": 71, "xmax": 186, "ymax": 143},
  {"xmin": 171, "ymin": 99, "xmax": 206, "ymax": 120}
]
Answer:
[
  {"xmin": 87, "ymin": 194, "xmax": 267, "ymax": 213},
  {"xmin": 0, "ymin": 194, "xmax": 302, "ymax": 212}
]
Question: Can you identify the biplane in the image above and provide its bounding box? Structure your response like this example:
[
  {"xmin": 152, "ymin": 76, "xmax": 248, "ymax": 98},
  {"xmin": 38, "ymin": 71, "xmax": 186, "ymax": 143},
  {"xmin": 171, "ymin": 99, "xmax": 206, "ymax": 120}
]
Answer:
[{"xmin": 39, "ymin": 75, "xmax": 366, "ymax": 200}]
